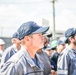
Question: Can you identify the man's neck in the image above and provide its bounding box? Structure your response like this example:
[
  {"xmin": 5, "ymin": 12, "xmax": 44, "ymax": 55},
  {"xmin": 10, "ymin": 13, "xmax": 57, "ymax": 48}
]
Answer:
[
  {"xmin": 37, "ymin": 49, "xmax": 42, "ymax": 52},
  {"xmin": 16, "ymin": 44, "xmax": 21, "ymax": 50},
  {"xmin": 24, "ymin": 45, "xmax": 37, "ymax": 58},
  {"xmin": 69, "ymin": 43, "xmax": 76, "ymax": 50}
]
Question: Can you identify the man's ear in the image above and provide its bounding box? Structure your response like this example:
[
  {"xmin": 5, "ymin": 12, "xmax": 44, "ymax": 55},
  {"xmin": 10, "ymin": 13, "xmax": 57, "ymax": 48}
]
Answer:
[
  {"xmin": 24, "ymin": 36, "xmax": 30, "ymax": 42},
  {"xmin": 69, "ymin": 37, "xmax": 74, "ymax": 42},
  {"xmin": 11, "ymin": 38, "xmax": 16, "ymax": 43}
]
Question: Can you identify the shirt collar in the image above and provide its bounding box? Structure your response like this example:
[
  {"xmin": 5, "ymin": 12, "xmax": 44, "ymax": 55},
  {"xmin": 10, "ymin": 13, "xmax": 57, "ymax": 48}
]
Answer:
[
  {"xmin": 12, "ymin": 44, "xmax": 18, "ymax": 52},
  {"xmin": 67, "ymin": 46, "xmax": 76, "ymax": 54}
]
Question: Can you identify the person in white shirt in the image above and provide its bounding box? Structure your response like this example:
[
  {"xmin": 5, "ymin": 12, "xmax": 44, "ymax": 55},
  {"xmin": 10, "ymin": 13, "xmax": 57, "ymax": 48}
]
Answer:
[{"xmin": 0, "ymin": 39, "xmax": 5, "ymax": 64}]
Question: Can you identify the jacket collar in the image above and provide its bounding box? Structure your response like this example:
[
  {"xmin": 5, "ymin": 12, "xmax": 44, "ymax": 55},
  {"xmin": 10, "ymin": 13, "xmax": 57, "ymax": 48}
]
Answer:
[{"xmin": 21, "ymin": 46, "xmax": 44, "ymax": 69}]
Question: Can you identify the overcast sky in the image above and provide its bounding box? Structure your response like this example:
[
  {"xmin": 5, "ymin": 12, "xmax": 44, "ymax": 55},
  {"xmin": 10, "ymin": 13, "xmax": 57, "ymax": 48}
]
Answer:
[{"xmin": 0, "ymin": 0, "xmax": 76, "ymax": 37}]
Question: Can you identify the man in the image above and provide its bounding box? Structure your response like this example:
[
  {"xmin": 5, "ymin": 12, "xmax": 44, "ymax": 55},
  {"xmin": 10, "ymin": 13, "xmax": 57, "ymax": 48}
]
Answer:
[
  {"xmin": 1, "ymin": 32, "xmax": 21, "ymax": 68},
  {"xmin": 37, "ymin": 36, "xmax": 51, "ymax": 75},
  {"xmin": 50, "ymin": 40, "xmax": 58, "ymax": 65},
  {"xmin": 57, "ymin": 28, "xmax": 76, "ymax": 75},
  {"xmin": 50, "ymin": 38, "xmax": 66, "ymax": 71},
  {"xmin": 0, "ymin": 21, "xmax": 49, "ymax": 75},
  {"xmin": 43, "ymin": 37, "xmax": 57, "ymax": 75},
  {"xmin": 0, "ymin": 39, "xmax": 5, "ymax": 63},
  {"xmin": 56, "ymin": 37, "xmax": 66, "ymax": 54},
  {"xmin": 43, "ymin": 44, "xmax": 57, "ymax": 75}
]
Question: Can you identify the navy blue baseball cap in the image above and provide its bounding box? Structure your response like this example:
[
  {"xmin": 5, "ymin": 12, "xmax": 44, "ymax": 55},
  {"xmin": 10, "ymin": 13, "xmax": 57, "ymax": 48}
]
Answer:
[
  {"xmin": 17, "ymin": 21, "xmax": 49, "ymax": 40},
  {"xmin": 65, "ymin": 28, "xmax": 76, "ymax": 38},
  {"xmin": 57, "ymin": 37, "xmax": 66, "ymax": 45},
  {"xmin": 12, "ymin": 32, "xmax": 19, "ymax": 39}
]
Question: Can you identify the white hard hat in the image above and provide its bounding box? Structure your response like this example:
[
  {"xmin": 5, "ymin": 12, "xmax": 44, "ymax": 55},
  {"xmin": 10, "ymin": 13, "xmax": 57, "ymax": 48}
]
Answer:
[{"xmin": 0, "ymin": 39, "xmax": 5, "ymax": 45}]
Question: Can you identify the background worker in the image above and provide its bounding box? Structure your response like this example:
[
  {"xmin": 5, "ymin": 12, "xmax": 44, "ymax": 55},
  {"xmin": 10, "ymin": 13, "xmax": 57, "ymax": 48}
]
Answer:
[
  {"xmin": 57, "ymin": 28, "xmax": 76, "ymax": 75},
  {"xmin": 50, "ymin": 38, "xmax": 66, "ymax": 71},
  {"xmin": 37, "ymin": 36, "xmax": 51, "ymax": 75},
  {"xmin": 1, "ymin": 32, "xmax": 21, "ymax": 68},
  {"xmin": 0, "ymin": 39, "xmax": 5, "ymax": 64}
]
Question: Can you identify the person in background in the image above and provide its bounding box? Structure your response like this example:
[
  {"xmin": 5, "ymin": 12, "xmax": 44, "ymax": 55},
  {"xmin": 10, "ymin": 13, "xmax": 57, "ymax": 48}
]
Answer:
[
  {"xmin": 56, "ymin": 37, "xmax": 66, "ymax": 54},
  {"xmin": 0, "ymin": 21, "xmax": 49, "ymax": 75},
  {"xmin": 37, "ymin": 36, "xmax": 51, "ymax": 75},
  {"xmin": 43, "ymin": 44, "xmax": 57, "ymax": 75},
  {"xmin": 50, "ymin": 40, "xmax": 58, "ymax": 63},
  {"xmin": 42, "ymin": 36, "xmax": 57, "ymax": 75},
  {"xmin": 57, "ymin": 28, "xmax": 76, "ymax": 75},
  {"xmin": 0, "ymin": 39, "xmax": 5, "ymax": 64},
  {"xmin": 1, "ymin": 32, "xmax": 21, "ymax": 68},
  {"xmin": 50, "ymin": 38, "xmax": 66, "ymax": 71}
]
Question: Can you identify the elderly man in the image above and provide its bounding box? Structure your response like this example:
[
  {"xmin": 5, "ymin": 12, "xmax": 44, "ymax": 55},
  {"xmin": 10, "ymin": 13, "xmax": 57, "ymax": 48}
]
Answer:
[
  {"xmin": 57, "ymin": 28, "xmax": 76, "ymax": 75},
  {"xmin": 0, "ymin": 21, "xmax": 49, "ymax": 75}
]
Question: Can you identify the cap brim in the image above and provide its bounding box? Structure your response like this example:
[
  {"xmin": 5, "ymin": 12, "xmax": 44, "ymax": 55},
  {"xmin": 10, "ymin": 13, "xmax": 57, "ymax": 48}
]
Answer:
[
  {"xmin": 43, "ymin": 45, "xmax": 51, "ymax": 51},
  {"xmin": 57, "ymin": 41, "xmax": 65, "ymax": 45},
  {"xmin": 65, "ymin": 38, "xmax": 68, "ymax": 43},
  {"xmin": 50, "ymin": 47, "xmax": 56, "ymax": 50},
  {"xmin": 43, "ymin": 28, "xmax": 52, "ymax": 37},
  {"xmin": 45, "ymin": 46, "xmax": 51, "ymax": 50},
  {"xmin": 32, "ymin": 27, "xmax": 49, "ymax": 34},
  {"xmin": 44, "ymin": 33, "xmax": 52, "ymax": 37},
  {"xmin": 59, "ymin": 42, "xmax": 65, "ymax": 45}
]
